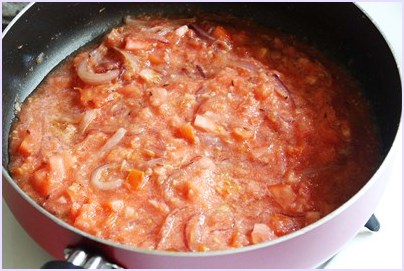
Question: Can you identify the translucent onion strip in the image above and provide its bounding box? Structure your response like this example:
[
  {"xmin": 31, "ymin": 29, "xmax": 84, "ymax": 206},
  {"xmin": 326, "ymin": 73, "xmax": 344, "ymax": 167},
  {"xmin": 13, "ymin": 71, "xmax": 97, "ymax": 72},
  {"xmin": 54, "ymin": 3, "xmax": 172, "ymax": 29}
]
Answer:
[
  {"xmin": 99, "ymin": 127, "xmax": 127, "ymax": 153},
  {"xmin": 91, "ymin": 163, "xmax": 123, "ymax": 190},
  {"xmin": 77, "ymin": 58, "xmax": 120, "ymax": 85}
]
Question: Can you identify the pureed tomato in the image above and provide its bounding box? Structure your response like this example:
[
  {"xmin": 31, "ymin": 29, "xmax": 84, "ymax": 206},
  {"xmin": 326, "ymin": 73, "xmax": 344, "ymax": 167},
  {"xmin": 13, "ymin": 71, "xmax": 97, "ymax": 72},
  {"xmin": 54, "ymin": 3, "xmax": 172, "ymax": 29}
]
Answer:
[{"xmin": 9, "ymin": 15, "xmax": 381, "ymax": 252}]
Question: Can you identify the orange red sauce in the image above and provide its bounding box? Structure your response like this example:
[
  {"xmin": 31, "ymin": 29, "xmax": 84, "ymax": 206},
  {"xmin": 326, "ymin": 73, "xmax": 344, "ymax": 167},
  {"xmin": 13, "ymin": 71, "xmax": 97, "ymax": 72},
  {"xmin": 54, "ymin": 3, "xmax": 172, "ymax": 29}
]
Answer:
[{"xmin": 9, "ymin": 15, "xmax": 380, "ymax": 251}]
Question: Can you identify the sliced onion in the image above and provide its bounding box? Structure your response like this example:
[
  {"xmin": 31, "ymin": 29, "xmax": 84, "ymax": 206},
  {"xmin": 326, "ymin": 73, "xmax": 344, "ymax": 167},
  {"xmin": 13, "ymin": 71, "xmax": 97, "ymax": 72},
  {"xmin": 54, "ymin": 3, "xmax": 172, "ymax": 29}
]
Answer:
[
  {"xmin": 145, "ymin": 158, "xmax": 165, "ymax": 167},
  {"xmin": 155, "ymin": 26, "xmax": 175, "ymax": 36},
  {"xmin": 89, "ymin": 45, "xmax": 107, "ymax": 64},
  {"xmin": 113, "ymin": 47, "xmax": 139, "ymax": 75},
  {"xmin": 230, "ymin": 59, "xmax": 259, "ymax": 72},
  {"xmin": 91, "ymin": 163, "xmax": 123, "ymax": 190},
  {"xmin": 195, "ymin": 65, "xmax": 206, "ymax": 78},
  {"xmin": 124, "ymin": 16, "xmax": 150, "ymax": 26},
  {"xmin": 175, "ymin": 25, "xmax": 189, "ymax": 37},
  {"xmin": 77, "ymin": 58, "xmax": 119, "ymax": 85},
  {"xmin": 139, "ymin": 68, "xmax": 161, "ymax": 83},
  {"xmin": 99, "ymin": 127, "xmax": 127, "ymax": 153},
  {"xmin": 189, "ymin": 23, "xmax": 216, "ymax": 41},
  {"xmin": 171, "ymin": 18, "xmax": 196, "ymax": 25},
  {"xmin": 80, "ymin": 109, "xmax": 100, "ymax": 134},
  {"xmin": 272, "ymin": 73, "xmax": 290, "ymax": 100}
]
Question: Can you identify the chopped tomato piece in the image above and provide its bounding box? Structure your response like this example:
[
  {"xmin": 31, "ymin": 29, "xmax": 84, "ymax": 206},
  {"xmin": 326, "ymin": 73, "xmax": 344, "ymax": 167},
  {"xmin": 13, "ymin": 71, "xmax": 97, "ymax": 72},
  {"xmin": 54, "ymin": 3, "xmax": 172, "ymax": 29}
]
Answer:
[
  {"xmin": 74, "ymin": 201, "xmax": 103, "ymax": 234},
  {"xmin": 251, "ymin": 223, "xmax": 276, "ymax": 244},
  {"xmin": 212, "ymin": 26, "xmax": 231, "ymax": 41},
  {"xmin": 194, "ymin": 114, "xmax": 225, "ymax": 135},
  {"xmin": 268, "ymin": 184, "xmax": 296, "ymax": 209},
  {"xmin": 179, "ymin": 123, "xmax": 197, "ymax": 144},
  {"xmin": 125, "ymin": 37, "xmax": 151, "ymax": 50},
  {"xmin": 32, "ymin": 167, "xmax": 49, "ymax": 196},
  {"xmin": 139, "ymin": 69, "xmax": 161, "ymax": 83},
  {"xmin": 103, "ymin": 199, "xmax": 125, "ymax": 212},
  {"xmin": 126, "ymin": 169, "xmax": 145, "ymax": 190},
  {"xmin": 18, "ymin": 134, "xmax": 35, "ymax": 156},
  {"xmin": 79, "ymin": 86, "xmax": 121, "ymax": 108},
  {"xmin": 232, "ymin": 127, "xmax": 254, "ymax": 141},
  {"xmin": 270, "ymin": 213, "xmax": 298, "ymax": 236},
  {"xmin": 32, "ymin": 155, "xmax": 67, "ymax": 197},
  {"xmin": 148, "ymin": 52, "xmax": 165, "ymax": 65}
]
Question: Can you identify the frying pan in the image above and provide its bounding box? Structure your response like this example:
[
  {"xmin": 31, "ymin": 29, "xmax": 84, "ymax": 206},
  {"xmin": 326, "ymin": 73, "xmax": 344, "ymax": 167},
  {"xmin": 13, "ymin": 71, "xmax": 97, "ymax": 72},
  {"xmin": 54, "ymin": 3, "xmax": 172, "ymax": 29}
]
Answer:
[{"xmin": 2, "ymin": 2, "xmax": 402, "ymax": 268}]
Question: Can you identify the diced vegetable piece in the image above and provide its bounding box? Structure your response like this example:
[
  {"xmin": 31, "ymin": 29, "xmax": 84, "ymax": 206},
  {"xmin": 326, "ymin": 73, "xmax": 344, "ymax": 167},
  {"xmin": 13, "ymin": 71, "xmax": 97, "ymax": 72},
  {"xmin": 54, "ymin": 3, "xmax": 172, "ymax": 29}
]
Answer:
[
  {"xmin": 185, "ymin": 214, "xmax": 206, "ymax": 252},
  {"xmin": 73, "ymin": 201, "xmax": 103, "ymax": 234},
  {"xmin": 174, "ymin": 25, "xmax": 189, "ymax": 37},
  {"xmin": 139, "ymin": 68, "xmax": 161, "ymax": 83},
  {"xmin": 212, "ymin": 26, "xmax": 231, "ymax": 41},
  {"xmin": 254, "ymin": 84, "xmax": 271, "ymax": 100},
  {"xmin": 270, "ymin": 213, "xmax": 298, "ymax": 236},
  {"xmin": 251, "ymin": 223, "xmax": 276, "ymax": 244},
  {"xmin": 103, "ymin": 199, "xmax": 125, "ymax": 212},
  {"xmin": 126, "ymin": 169, "xmax": 145, "ymax": 190},
  {"xmin": 150, "ymin": 87, "xmax": 168, "ymax": 107},
  {"xmin": 194, "ymin": 114, "xmax": 219, "ymax": 134},
  {"xmin": 32, "ymin": 155, "xmax": 67, "ymax": 197},
  {"xmin": 118, "ymin": 84, "xmax": 142, "ymax": 98},
  {"xmin": 257, "ymin": 47, "xmax": 268, "ymax": 59},
  {"xmin": 18, "ymin": 134, "xmax": 35, "ymax": 156},
  {"xmin": 305, "ymin": 211, "xmax": 321, "ymax": 225},
  {"xmin": 66, "ymin": 183, "xmax": 87, "ymax": 219},
  {"xmin": 78, "ymin": 85, "xmax": 121, "ymax": 108},
  {"xmin": 230, "ymin": 229, "xmax": 249, "ymax": 248},
  {"xmin": 49, "ymin": 155, "xmax": 67, "ymax": 183},
  {"xmin": 32, "ymin": 168, "xmax": 49, "ymax": 196},
  {"xmin": 268, "ymin": 184, "xmax": 296, "ymax": 209},
  {"xmin": 179, "ymin": 123, "xmax": 197, "ymax": 144},
  {"xmin": 148, "ymin": 53, "xmax": 165, "ymax": 65},
  {"xmin": 148, "ymin": 199, "xmax": 170, "ymax": 214},
  {"xmin": 125, "ymin": 37, "xmax": 151, "ymax": 50},
  {"xmin": 232, "ymin": 127, "xmax": 254, "ymax": 141}
]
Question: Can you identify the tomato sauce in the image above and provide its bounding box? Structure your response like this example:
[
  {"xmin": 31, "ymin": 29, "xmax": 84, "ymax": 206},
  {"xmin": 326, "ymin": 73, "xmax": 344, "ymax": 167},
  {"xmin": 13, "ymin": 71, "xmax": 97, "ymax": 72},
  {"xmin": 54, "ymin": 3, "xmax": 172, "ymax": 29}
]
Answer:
[{"xmin": 9, "ymin": 15, "xmax": 381, "ymax": 252}]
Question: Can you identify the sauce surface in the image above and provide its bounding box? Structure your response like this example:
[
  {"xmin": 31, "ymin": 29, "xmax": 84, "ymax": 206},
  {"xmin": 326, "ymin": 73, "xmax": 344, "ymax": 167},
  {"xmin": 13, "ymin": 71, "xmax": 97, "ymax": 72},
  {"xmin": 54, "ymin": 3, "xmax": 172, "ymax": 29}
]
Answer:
[{"xmin": 9, "ymin": 15, "xmax": 381, "ymax": 252}]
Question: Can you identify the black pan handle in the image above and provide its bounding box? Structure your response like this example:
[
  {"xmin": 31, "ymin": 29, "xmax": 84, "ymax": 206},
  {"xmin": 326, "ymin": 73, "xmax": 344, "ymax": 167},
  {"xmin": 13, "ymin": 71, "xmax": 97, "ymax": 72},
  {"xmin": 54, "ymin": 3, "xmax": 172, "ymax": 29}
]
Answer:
[{"xmin": 42, "ymin": 261, "xmax": 83, "ymax": 269}]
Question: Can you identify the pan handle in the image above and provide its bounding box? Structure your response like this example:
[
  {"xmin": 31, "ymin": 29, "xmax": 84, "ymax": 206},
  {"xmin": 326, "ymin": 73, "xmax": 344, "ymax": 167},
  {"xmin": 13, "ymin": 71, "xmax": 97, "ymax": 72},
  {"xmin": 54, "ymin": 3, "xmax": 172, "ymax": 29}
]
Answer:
[
  {"xmin": 41, "ymin": 248, "xmax": 122, "ymax": 269},
  {"xmin": 42, "ymin": 261, "xmax": 83, "ymax": 269}
]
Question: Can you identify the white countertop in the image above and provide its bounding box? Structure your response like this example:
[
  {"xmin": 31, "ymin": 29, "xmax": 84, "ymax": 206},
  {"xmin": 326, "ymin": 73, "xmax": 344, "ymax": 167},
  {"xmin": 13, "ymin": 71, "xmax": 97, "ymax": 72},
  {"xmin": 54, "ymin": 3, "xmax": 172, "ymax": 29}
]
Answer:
[{"xmin": 1, "ymin": 2, "xmax": 402, "ymax": 269}]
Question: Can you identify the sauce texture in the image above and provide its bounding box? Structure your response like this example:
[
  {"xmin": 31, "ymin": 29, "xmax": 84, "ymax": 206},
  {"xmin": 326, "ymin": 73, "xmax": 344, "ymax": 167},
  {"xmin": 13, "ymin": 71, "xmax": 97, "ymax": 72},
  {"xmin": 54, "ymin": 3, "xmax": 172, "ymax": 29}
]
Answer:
[{"xmin": 9, "ymin": 15, "xmax": 380, "ymax": 252}]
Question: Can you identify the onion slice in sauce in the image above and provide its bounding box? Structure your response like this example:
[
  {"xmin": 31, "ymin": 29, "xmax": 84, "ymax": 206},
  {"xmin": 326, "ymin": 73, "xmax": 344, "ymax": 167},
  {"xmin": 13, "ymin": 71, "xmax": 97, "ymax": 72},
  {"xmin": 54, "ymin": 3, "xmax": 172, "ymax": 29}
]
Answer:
[
  {"xmin": 80, "ymin": 109, "xmax": 100, "ymax": 134},
  {"xmin": 91, "ymin": 163, "xmax": 124, "ymax": 190},
  {"xmin": 77, "ymin": 58, "xmax": 120, "ymax": 85},
  {"xmin": 99, "ymin": 127, "xmax": 127, "ymax": 153},
  {"xmin": 189, "ymin": 24, "xmax": 216, "ymax": 41},
  {"xmin": 113, "ymin": 47, "xmax": 139, "ymax": 75},
  {"xmin": 272, "ymin": 73, "xmax": 290, "ymax": 99}
]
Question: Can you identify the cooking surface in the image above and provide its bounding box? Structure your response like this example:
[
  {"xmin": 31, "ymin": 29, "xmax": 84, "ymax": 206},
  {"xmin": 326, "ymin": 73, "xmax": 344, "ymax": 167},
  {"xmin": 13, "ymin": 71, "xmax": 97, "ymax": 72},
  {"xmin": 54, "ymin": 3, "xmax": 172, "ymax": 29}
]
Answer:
[{"xmin": 1, "ymin": 2, "xmax": 402, "ymax": 268}]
